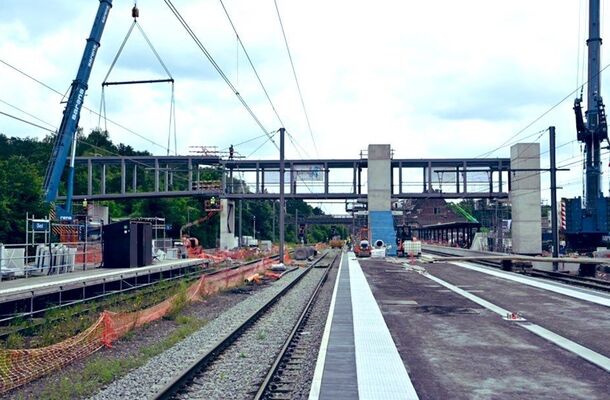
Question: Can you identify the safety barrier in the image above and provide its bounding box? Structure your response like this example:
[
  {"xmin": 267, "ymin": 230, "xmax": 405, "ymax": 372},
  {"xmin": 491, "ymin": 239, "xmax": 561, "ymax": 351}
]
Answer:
[{"xmin": 0, "ymin": 254, "xmax": 285, "ymax": 394}]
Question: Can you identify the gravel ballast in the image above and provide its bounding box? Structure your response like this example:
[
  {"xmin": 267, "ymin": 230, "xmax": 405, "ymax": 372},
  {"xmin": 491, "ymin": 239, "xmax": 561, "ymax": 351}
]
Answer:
[
  {"xmin": 89, "ymin": 267, "xmax": 311, "ymax": 400},
  {"xmin": 178, "ymin": 266, "xmax": 329, "ymax": 399},
  {"xmin": 8, "ymin": 283, "xmax": 258, "ymax": 400}
]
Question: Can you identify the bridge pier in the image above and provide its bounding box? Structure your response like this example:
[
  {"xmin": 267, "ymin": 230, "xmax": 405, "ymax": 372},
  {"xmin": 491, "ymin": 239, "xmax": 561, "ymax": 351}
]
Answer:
[
  {"xmin": 219, "ymin": 199, "xmax": 237, "ymax": 250},
  {"xmin": 367, "ymin": 144, "xmax": 396, "ymax": 255}
]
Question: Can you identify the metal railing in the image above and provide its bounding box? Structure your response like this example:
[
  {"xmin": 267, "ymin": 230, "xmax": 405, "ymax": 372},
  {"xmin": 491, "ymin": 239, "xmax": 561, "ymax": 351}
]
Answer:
[{"xmin": 0, "ymin": 240, "xmax": 103, "ymax": 281}]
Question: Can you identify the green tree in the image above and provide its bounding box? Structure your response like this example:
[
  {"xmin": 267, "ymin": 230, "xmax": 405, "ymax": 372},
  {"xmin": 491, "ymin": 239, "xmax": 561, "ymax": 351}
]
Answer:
[{"xmin": 0, "ymin": 156, "xmax": 49, "ymax": 243}]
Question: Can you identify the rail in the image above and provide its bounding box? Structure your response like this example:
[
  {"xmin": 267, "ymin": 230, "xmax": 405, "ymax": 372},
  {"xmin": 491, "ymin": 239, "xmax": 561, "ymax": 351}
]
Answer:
[
  {"xmin": 151, "ymin": 249, "xmax": 335, "ymax": 400},
  {"xmin": 423, "ymin": 245, "xmax": 610, "ymax": 292},
  {"xmin": 253, "ymin": 251, "xmax": 339, "ymax": 399}
]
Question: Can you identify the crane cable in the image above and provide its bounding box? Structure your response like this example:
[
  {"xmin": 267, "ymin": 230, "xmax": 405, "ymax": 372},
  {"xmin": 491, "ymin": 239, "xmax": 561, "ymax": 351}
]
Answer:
[
  {"xmin": 99, "ymin": 4, "xmax": 178, "ymax": 155},
  {"xmin": 0, "ymin": 58, "xmax": 170, "ymax": 152}
]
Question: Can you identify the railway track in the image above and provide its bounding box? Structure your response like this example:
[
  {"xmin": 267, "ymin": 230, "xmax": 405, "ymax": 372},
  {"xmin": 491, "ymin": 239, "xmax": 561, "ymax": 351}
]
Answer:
[
  {"xmin": 152, "ymin": 249, "xmax": 339, "ymax": 400},
  {"xmin": 254, "ymin": 252, "xmax": 339, "ymax": 400},
  {"xmin": 0, "ymin": 253, "xmax": 290, "ymax": 342},
  {"xmin": 423, "ymin": 247, "xmax": 610, "ymax": 293}
]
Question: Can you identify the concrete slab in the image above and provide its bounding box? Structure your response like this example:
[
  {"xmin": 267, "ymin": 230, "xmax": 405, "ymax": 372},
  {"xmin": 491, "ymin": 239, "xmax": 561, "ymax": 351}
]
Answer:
[{"xmin": 0, "ymin": 259, "xmax": 204, "ymax": 303}]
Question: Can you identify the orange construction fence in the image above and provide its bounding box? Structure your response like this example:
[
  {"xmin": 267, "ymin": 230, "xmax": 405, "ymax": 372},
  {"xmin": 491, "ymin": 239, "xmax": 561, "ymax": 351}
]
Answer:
[{"xmin": 0, "ymin": 255, "xmax": 283, "ymax": 394}]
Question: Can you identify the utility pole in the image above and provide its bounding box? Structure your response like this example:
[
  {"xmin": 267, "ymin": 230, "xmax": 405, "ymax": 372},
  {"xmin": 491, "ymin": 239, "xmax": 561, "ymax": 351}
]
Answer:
[
  {"xmin": 279, "ymin": 128, "xmax": 286, "ymax": 264},
  {"xmin": 272, "ymin": 200, "xmax": 276, "ymax": 242},
  {"xmin": 253, "ymin": 215, "xmax": 256, "ymax": 241},
  {"xmin": 549, "ymin": 126, "xmax": 560, "ymax": 270}
]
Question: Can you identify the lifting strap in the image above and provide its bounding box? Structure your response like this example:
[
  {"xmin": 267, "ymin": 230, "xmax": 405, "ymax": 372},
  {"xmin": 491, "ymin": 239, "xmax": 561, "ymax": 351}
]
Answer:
[{"xmin": 98, "ymin": 5, "xmax": 177, "ymax": 155}]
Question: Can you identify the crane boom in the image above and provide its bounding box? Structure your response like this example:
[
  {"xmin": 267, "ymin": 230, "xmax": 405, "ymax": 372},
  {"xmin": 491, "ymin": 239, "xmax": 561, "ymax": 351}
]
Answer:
[
  {"xmin": 43, "ymin": 0, "xmax": 113, "ymax": 217},
  {"xmin": 567, "ymin": 0, "xmax": 610, "ymax": 252}
]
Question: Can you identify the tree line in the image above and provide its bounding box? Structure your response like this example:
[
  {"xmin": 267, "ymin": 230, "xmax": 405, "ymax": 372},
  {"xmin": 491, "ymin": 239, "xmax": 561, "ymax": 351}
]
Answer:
[{"xmin": 0, "ymin": 130, "xmax": 346, "ymax": 246}]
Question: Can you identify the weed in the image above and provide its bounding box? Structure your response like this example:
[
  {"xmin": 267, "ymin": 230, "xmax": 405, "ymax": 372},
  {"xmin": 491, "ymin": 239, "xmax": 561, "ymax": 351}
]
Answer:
[
  {"xmin": 175, "ymin": 315, "xmax": 194, "ymax": 325},
  {"xmin": 239, "ymin": 351, "xmax": 247, "ymax": 358},
  {"xmin": 5, "ymin": 332, "xmax": 24, "ymax": 349},
  {"xmin": 165, "ymin": 281, "xmax": 189, "ymax": 320},
  {"xmin": 256, "ymin": 330, "xmax": 267, "ymax": 340}
]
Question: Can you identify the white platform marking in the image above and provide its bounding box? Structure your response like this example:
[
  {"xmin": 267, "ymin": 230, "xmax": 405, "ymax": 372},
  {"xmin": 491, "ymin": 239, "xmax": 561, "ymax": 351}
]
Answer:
[
  {"xmin": 350, "ymin": 255, "xmax": 419, "ymax": 399},
  {"xmin": 308, "ymin": 252, "xmax": 344, "ymax": 400},
  {"xmin": 418, "ymin": 267, "xmax": 610, "ymax": 374},
  {"xmin": 450, "ymin": 261, "xmax": 610, "ymax": 307}
]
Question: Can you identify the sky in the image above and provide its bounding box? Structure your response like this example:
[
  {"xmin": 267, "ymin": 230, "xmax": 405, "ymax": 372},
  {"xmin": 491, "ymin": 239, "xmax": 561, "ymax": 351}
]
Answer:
[{"xmin": 0, "ymin": 0, "xmax": 608, "ymax": 210}]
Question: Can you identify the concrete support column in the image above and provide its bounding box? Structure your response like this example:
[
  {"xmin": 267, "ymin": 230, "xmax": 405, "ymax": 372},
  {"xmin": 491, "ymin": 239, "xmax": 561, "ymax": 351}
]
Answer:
[
  {"xmin": 120, "ymin": 159, "xmax": 126, "ymax": 194},
  {"xmin": 133, "ymin": 164, "xmax": 137, "ymax": 192},
  {"xmin": 101, "ymin": 164, "xmax": 106, "ymax": 195},
  {"xmin": 367, "ymin": 144, "xmax": 395, "ymax": 255},
  {"xmin": 510, "ymin": 143, "xmax": 541, "ymax": 255},
  {"xmin": 219, "ymin": 199, "xmax": 237, "ymax": 249}
]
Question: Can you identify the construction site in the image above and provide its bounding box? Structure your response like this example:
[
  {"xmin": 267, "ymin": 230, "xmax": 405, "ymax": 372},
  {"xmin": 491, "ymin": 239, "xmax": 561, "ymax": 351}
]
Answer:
[{"xmin": 1, "ymin": 1, "xmax": 610, "ymax": 399}]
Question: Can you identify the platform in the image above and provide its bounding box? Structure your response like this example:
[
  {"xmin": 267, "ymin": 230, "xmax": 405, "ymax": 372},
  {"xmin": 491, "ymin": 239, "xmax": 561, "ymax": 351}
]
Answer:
[
  {"xmin": 309, "ymin": 252, "xmax": 418, "ymax": 400},
  {"xmin": 0, "ymin": 258, "xmax": 205, "ymax": 304},
  {"xmin": 338, "ymin": 256, "xmax": 610, "ymax": 399}
]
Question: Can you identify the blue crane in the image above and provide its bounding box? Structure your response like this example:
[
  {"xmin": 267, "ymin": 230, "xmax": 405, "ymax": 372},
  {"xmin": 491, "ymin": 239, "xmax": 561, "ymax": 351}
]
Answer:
[
  {"xmin": 567, "ymin": 0, "xmax": 610, "ymax": 252},
  {"xmin": 42, "ymin": 0, "xmax": 113, "ymax": 219}
]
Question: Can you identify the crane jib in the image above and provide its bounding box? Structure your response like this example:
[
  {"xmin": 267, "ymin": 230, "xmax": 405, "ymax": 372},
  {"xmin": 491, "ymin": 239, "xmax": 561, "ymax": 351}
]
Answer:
[{"xmin": 42, "ymin": 0, "xmax": 113, "ymax": 211}]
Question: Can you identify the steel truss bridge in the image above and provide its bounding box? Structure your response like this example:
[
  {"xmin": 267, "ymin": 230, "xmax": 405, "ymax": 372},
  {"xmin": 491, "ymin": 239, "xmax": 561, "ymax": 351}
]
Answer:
[{"xmin": 59, "ymin": 155, "xmax": 511, "ymax": 201}]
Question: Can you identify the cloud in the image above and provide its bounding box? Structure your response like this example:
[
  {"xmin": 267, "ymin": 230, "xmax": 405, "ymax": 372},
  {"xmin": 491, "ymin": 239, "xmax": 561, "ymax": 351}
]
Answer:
[{"xmin": 0, "ymin": 0, "xmax": 607, "ymax": 206}]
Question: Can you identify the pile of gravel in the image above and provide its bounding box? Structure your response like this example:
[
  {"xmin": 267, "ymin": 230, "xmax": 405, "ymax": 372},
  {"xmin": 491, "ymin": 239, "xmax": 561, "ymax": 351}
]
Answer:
[{"xmin": 89, "ymin": 269, "xmax": 307, "ymax": 400}]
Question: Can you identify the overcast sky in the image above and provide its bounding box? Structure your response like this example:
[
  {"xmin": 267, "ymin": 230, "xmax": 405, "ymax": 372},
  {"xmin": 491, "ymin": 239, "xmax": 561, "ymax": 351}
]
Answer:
[{"xmin": 0, "ymin": 0, "xmax": 608, "ymax": 207}]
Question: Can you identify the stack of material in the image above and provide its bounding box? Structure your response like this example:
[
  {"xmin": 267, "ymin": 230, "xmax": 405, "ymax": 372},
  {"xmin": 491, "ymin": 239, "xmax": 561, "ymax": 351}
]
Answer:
[
  {"xmin": 371, "ymin": 248, "xmax": 386, "ymax": 258},
  {"xmin": 403, "ymin": 240, "xmax": 422, "ymax": 257}
]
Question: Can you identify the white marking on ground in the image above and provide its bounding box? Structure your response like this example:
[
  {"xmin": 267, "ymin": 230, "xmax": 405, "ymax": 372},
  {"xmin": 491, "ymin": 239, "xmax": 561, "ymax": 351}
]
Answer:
[{"xmin": 308, "ymin": 252, "xmax": 344, "ymax": 400}]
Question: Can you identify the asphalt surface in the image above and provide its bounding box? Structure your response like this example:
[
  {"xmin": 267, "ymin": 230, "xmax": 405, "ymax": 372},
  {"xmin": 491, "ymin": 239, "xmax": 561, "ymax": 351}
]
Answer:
[
  {"xmin": 359, "ymin": 258, "xmax": 610, "ymax": 400},
  {"xmin": 424, "ymin": 261, "xmax": 610, "ymax": 358}
]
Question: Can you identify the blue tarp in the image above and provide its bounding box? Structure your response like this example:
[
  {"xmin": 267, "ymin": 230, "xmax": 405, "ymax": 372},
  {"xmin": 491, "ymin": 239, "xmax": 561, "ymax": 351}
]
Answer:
[{"xmin": 369, "ymin": 211, "xmax": 396, "ymax": 256}]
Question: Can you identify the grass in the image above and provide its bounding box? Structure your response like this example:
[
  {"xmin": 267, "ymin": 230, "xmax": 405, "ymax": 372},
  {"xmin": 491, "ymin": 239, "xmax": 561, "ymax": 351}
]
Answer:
[
  {"xmin": 165, "ymin": 281, "xmax": 189, "ymax": 321},
  {"xmin": 256, "ymin": 329, "xmax": 267, "ymax": 340},
  {"xmin": 34, "ymin": 315, "xmax": 206, "ymax": 400},
  {"xmin": 0, "ymin": 276, "xmax": 196, "ymax": 349}
]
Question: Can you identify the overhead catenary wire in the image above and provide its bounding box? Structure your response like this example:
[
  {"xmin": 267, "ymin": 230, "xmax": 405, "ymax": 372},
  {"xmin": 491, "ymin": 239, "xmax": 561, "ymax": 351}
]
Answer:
[
  {"xmin": 273, "ymin": 0, "xmax": 319, "ymax": 157},
  {"xmin": 0, "ymin": 98, "xmax": 57, "ymax": 130},
  {"xmin": 0, "ymin": 108, "xmax": 161, "ymax": 171},
  {"xmin": 475, "ymin": 61, "xmax": 610, "ymax": 158},
  {"xmin": 163, "ymin": 0, "xmax": 278, "ymax": 149},
  {"xmin": 0, "ymin": 110, "xmax": 56, "ymax": 134},
  {"xmin": 218, "ymin": 0, "xmax": 286, "ymax": 128},
  {"xmin": 0, "ymin": 58, "xmax": 170, "ymax": 153},
  {"xmin": 246, "ymin": 130, "xmax": 279, "ymax": 158}
]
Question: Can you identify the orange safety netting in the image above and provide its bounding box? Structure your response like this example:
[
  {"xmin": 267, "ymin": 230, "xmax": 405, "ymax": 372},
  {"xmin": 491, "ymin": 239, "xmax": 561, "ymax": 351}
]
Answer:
[{"xmin": 0, "ymin": 255, "xmax": 283, "ymax": 394}]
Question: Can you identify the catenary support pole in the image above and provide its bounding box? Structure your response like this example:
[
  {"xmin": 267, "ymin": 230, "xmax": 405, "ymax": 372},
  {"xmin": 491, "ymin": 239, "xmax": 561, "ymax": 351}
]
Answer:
[
  {"xmin": 550, "ymin": 126, "xmax": 559, "ymax": 270},
  {"xmin": 238, "ymin": 200, "xmax": 242, "ymax": 247},
  {"xmin": 279, "ymin": 128, "xmax": 286, "ymax": 264}
]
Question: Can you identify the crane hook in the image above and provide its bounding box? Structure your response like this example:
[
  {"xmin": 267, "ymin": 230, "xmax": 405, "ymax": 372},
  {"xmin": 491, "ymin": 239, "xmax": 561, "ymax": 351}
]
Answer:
[{"xmin": 132, "ymin": 3, "xmax": 139, "ymax": 20}]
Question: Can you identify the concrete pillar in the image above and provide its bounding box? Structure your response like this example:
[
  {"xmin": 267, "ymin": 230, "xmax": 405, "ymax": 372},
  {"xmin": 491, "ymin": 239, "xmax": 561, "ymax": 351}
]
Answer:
[
  {"xmin": 510, "ymin": 143, "xmax": 541, "ymax": 255},
  {"xmin": 219, "ymin": 199, "xmax": 237, "ymax": 249},
  {"xmin": 367, "ymin": 144, "xmax": 395, "ymax": 255}
]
